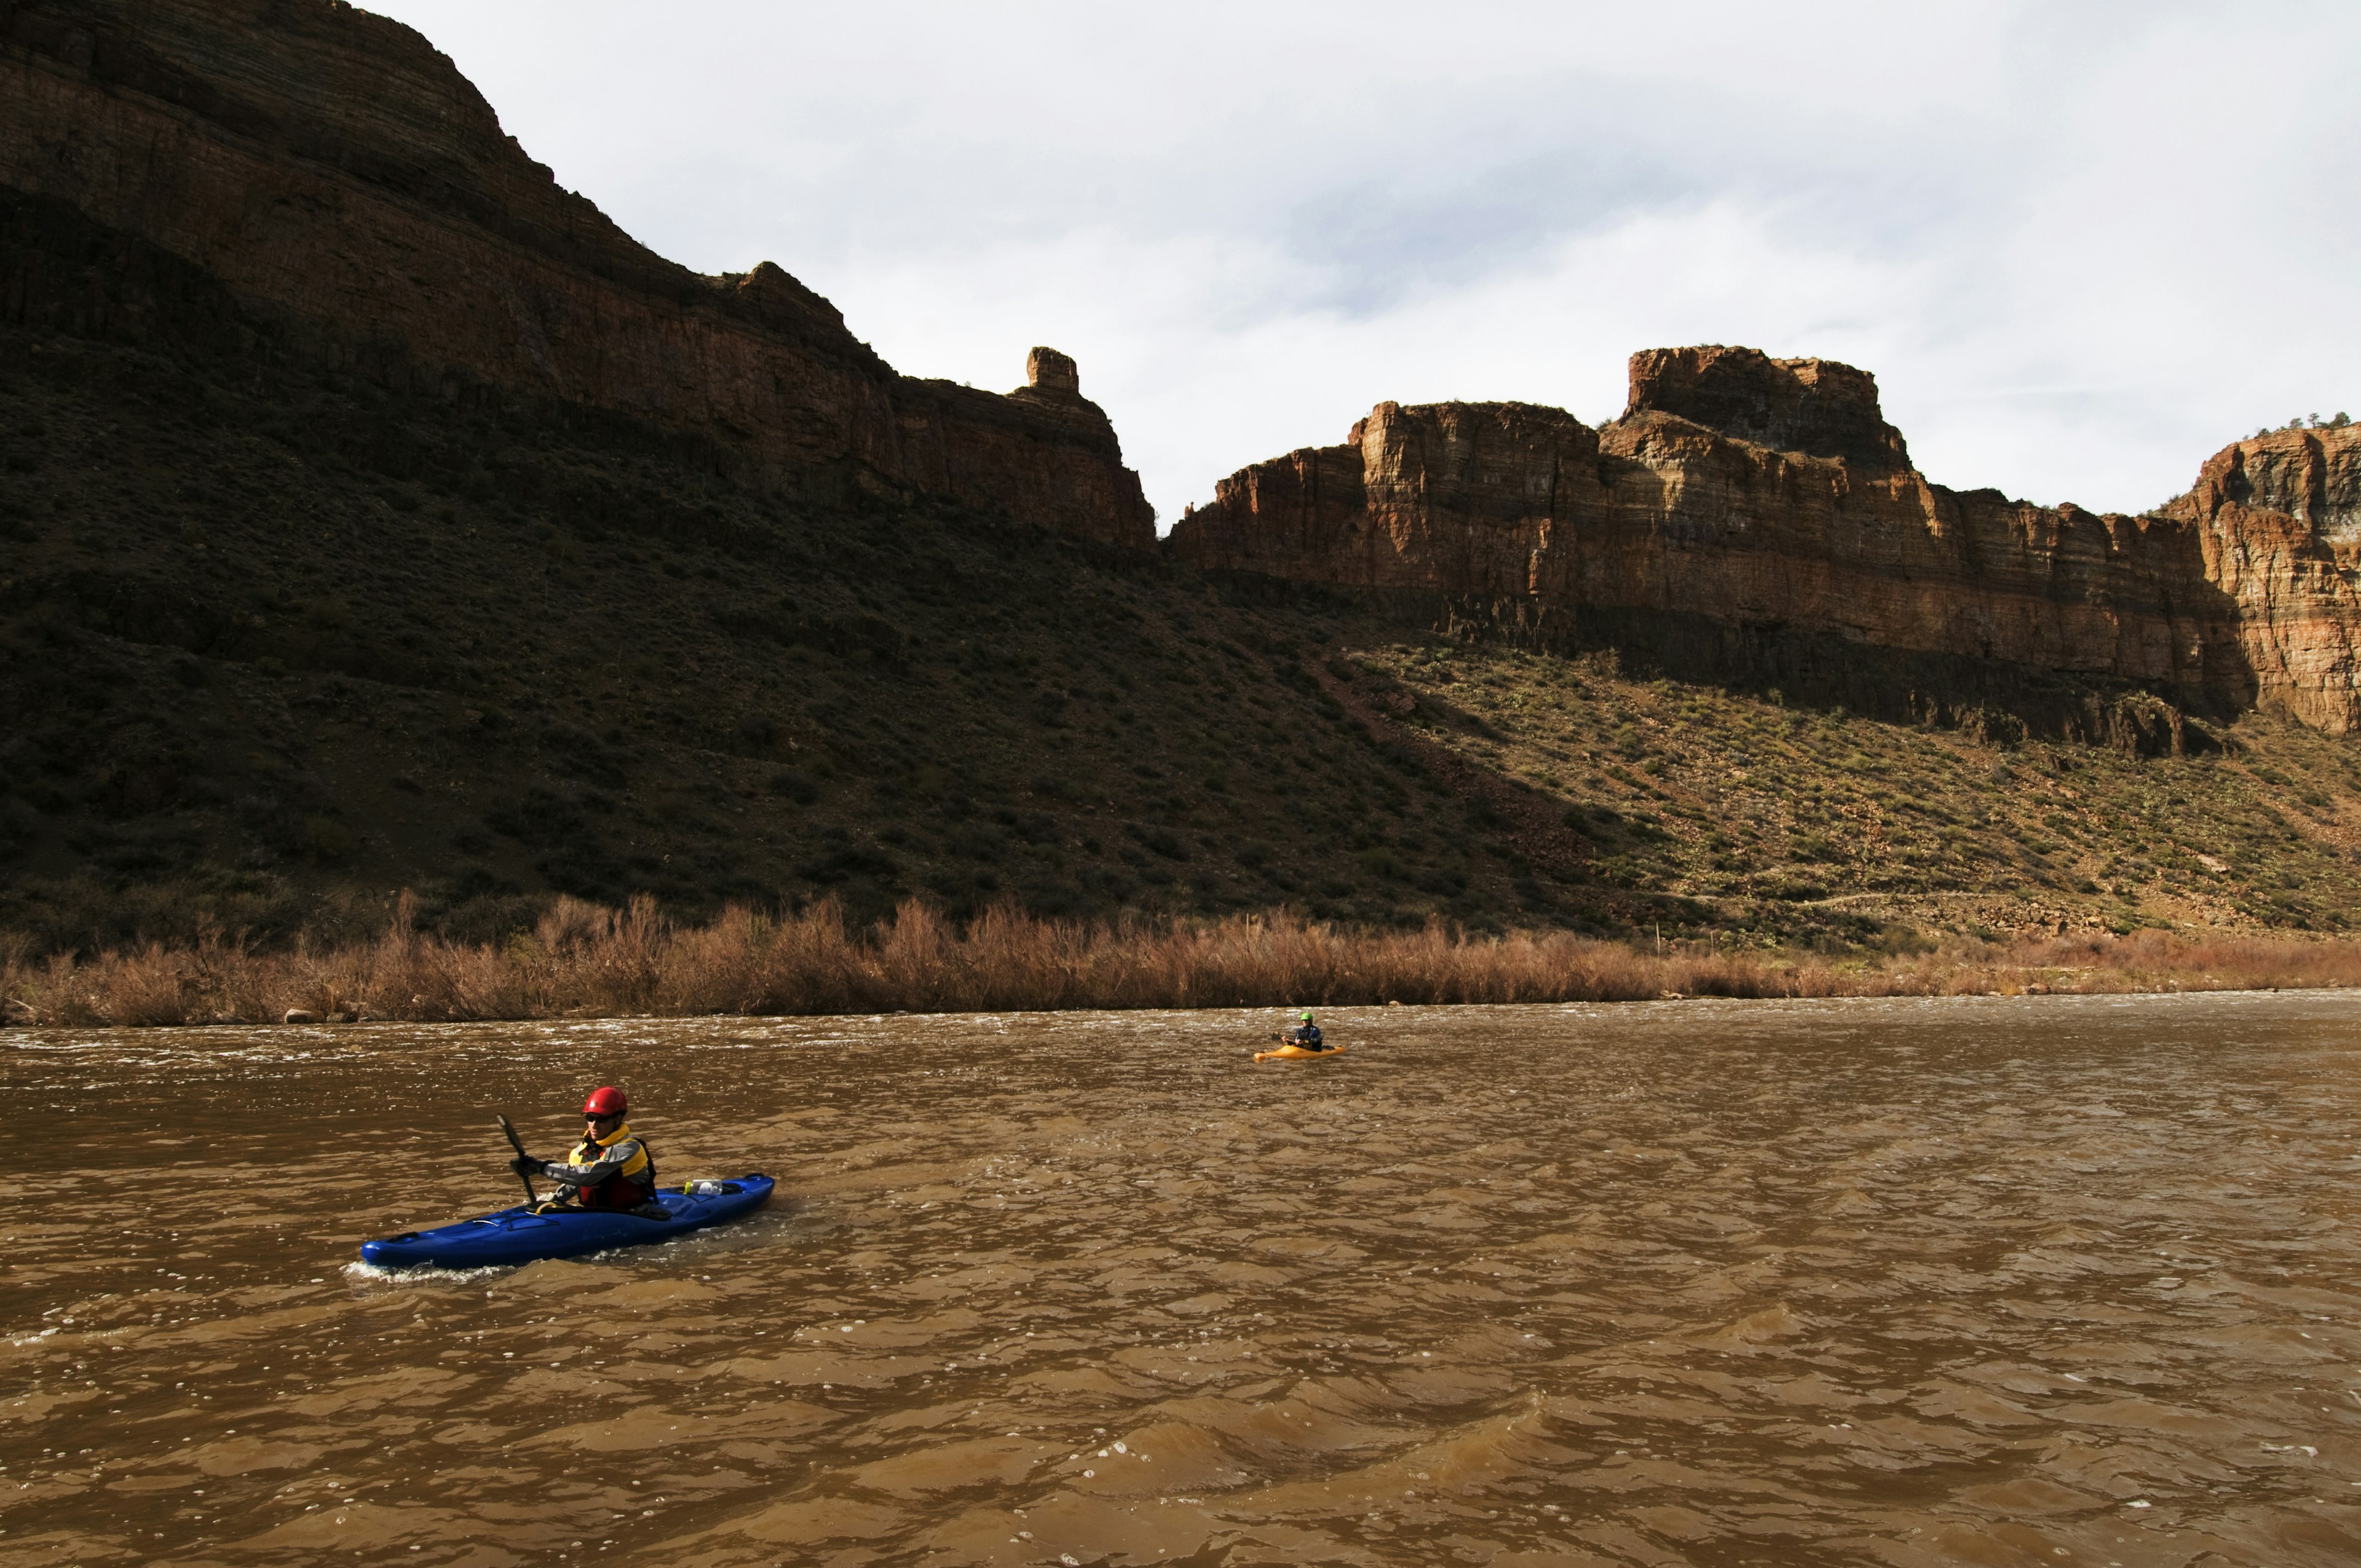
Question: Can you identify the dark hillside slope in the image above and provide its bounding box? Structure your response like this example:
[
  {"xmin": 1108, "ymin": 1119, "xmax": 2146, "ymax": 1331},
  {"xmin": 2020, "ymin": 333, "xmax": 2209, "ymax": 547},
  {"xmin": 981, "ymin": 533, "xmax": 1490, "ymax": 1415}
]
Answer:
[
  {"xmin": 12, "ymin": 248, "xmax": 2361, "ymax": 951},
  {"xmin": 0, "ymin": 195, "xmax": 1630, "ymax": 947},
  {"xmin": 15, "ymin": 225, "xmax": 2361, "ymax": 960}
]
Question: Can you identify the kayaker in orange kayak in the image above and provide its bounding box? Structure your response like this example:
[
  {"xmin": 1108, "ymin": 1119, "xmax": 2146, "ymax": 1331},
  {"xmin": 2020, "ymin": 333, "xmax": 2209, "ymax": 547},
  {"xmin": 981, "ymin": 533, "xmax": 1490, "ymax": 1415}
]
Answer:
[
  {"xmin": 1281, "ymin": 1011, "xmax": 1332, "ymax": 1050},
  {"xmin": 510, "ymin": 1085, "xmax": 663, "ymax": 1213},
  {"xmin": 1255, "ymin": 1010, "xmax": 1344, "ymax": 1062}
]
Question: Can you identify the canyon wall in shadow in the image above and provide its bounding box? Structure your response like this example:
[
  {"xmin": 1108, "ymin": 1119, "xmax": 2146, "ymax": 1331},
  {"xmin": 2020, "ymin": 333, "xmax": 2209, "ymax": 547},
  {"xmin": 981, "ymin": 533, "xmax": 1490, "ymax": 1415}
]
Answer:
[{"xmin": 0, "ymin": 0, "xmax": 1155, "ymax": 545}]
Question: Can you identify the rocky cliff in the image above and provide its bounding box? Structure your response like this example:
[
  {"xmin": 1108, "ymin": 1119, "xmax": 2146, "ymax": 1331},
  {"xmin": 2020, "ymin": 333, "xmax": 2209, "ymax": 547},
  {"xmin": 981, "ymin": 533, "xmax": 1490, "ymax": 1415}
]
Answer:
[
  {"xmin": 0, "ymin": 0, "xmax": 1155, "ymax": 545},
  {"xmin": 1172, "ymin": 344, "xmax": 2361, "ymax": 738},
  {"xmin": 2162, "ymin": 427, "xmax": 2361, "ymax": 733}
]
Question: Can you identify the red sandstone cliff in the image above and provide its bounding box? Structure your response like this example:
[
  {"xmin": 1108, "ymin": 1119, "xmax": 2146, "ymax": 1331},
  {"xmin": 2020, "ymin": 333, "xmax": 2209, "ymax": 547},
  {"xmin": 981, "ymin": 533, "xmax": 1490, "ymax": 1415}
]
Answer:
[
  {"xmin": 1171, "ymin": 345, "xmax": 2361, "ymax": 735},
  {"xmin": 0, "ymin": 0, "xmax": 1155, "ymax": 546}
]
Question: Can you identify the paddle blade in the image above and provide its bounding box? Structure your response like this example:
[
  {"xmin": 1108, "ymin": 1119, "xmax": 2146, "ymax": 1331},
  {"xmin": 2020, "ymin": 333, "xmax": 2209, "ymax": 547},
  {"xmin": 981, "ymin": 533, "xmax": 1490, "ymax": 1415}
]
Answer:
[{"xmin": 494, "ymin": 1113, "xmax": 537, "ymax": 1205}]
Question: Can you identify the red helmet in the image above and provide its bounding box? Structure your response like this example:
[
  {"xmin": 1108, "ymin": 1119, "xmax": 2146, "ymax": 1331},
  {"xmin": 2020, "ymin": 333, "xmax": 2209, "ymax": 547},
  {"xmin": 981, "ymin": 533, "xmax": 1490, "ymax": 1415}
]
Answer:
[{"xmin": 582, "ymin": 1085, "xmax": 628, "ymax": 1117}]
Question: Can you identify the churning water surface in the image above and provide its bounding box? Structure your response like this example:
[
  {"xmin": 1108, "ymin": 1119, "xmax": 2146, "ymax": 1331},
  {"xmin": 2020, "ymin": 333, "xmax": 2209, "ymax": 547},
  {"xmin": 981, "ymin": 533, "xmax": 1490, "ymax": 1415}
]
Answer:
[{"xmin": 4, "ymin": 991, "xmax": 2360, "ymax": 1567}]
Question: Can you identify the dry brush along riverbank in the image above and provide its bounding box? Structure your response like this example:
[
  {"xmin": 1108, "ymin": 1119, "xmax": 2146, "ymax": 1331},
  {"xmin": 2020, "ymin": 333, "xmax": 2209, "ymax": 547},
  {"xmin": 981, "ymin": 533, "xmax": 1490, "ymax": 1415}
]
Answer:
[{"xmin": 7, "ymin": 894, "xmax": 2360, "ymax": 1028}]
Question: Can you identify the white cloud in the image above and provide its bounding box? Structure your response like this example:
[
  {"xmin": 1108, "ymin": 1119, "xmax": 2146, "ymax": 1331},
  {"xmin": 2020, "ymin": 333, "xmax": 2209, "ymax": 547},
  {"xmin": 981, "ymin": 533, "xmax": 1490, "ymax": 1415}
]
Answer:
[{"xmin": 368, "ymin": 0, "xmax": 2361, "ymax": 526}]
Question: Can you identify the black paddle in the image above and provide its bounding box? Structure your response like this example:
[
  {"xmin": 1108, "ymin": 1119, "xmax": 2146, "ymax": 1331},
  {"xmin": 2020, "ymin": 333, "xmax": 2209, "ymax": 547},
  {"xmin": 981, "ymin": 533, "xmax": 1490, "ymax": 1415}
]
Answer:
[{"xmin": 494, "ymin": 1113, "xmax": 539, "ymax": 1207}]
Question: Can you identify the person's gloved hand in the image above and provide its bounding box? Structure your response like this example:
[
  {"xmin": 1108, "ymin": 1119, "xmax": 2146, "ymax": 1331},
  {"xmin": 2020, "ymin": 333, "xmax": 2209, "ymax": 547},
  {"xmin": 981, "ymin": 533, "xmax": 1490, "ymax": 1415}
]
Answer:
[{"xmin": 510, "ymin": 1154, "xmax": 545, "ymax": 1177}]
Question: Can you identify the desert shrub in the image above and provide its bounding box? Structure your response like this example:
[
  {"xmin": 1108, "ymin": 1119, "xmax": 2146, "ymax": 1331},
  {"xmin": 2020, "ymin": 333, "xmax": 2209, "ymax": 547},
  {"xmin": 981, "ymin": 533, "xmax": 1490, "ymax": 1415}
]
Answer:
[{"xmin": 303, "ymin": 814, "xmax": 355, "ymax": 861}]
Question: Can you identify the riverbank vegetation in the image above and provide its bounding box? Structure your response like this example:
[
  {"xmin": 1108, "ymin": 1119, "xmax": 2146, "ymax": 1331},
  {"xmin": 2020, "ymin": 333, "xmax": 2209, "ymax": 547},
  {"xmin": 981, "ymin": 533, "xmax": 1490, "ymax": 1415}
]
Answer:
[{"xmin": 7, "ymin": 894, "xmax": 2360, "ymax": 1028}]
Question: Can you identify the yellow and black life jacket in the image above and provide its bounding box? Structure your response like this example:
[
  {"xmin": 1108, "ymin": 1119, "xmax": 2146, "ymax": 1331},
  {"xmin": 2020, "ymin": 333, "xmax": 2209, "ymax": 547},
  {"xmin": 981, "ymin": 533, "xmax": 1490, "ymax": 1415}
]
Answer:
[{"xmin": 565, "ymin": 1122, "xmax": 658, "ymax": 1210}]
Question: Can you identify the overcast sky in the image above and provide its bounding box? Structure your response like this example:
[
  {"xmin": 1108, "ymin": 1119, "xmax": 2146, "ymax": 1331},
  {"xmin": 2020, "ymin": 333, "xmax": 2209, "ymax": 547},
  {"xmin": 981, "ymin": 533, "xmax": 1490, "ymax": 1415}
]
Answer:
[{"xmin": 368, "ymin": 1, "xmax": 2358, "ymax": 528}]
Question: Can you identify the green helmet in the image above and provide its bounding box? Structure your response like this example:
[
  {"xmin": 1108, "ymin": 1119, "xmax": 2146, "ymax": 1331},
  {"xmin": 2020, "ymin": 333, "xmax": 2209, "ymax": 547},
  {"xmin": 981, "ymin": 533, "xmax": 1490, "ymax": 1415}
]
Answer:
[{"xmin": 1299, "ymin": 1011, "xmax": 1313, "ymax": 1022}]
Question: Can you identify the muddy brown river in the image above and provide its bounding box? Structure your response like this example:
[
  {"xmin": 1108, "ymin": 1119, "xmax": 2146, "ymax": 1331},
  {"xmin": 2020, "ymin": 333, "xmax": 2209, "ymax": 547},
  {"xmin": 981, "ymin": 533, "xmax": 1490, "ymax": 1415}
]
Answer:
[{"xmin": 4, "ymin": 992, "xmax": 2360, "ymax": 1566}]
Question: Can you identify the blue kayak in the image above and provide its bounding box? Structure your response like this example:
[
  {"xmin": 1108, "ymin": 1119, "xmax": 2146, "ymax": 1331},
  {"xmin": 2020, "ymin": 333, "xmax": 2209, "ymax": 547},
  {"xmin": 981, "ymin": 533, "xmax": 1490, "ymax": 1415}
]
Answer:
[{"xmin": 360, "ymin": 1175, "xmax": 775, "ymax": 1269}]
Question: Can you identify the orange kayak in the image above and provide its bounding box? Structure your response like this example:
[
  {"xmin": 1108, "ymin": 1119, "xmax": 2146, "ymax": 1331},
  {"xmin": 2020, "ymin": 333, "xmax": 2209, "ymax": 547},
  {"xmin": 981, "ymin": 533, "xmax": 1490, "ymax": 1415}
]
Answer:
[{"xmin": 1254, "ymin": 1043, "xmax": 1348, "ymax": 1062}]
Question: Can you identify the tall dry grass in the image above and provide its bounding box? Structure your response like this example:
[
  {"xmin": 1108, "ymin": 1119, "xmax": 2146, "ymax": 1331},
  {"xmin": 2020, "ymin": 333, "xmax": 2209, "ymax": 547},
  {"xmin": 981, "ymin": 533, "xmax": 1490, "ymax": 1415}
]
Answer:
[{"xmin": 5, "ymin": 894, "xmax": 2360, "ymax": 1028}]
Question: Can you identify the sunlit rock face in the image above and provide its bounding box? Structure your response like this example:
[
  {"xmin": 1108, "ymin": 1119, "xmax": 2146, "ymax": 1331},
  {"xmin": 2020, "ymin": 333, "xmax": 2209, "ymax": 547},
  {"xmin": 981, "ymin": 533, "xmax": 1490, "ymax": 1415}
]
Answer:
[
  {"xmin": 1024, "ymin": 347, "xmax": 1082, "ymax": 396},
  {"xmin": 0, "ymin": 0, "xmax": 1155, "ymax": 546},
  {"xmin": 2164, "ymin": 426, "xmax": 2361, "ymax": 733},
  {"xmin": 1172, "ymin": 347, "xmax": 2361, "ymax": 736},
  {"xmin": 1170, "ymin": 401, "xmax": 1598, "ymax": 597},
  {"xmin": 1625, "ymin": 345, "xmax": 1913, "ymax": 476}
]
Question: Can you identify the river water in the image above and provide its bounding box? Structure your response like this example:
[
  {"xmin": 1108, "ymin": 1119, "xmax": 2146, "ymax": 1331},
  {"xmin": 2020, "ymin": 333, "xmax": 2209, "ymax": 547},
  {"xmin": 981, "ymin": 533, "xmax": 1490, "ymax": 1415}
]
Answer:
[{"xmin": 4, "ymin": 992, "xmax": 2359, "ymax": 1567}]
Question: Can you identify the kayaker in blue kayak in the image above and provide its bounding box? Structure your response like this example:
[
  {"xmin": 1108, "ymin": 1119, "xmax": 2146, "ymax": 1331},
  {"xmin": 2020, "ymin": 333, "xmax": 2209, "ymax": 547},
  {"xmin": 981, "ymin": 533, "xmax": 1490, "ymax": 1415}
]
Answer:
[{"xmin": 512, "ymin": 1085, "xmax": 663, "ymax": 1214}]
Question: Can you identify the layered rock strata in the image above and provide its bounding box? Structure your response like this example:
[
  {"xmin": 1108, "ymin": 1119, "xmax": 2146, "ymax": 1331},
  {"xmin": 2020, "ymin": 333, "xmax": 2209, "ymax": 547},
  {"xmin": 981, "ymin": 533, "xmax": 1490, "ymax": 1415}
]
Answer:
[
  {"xmin": 0, "ymin": 0, "xmax": 1154, "ymax": 545},
  {"xmin": 2162, "ymin": 426, "xmax": 2361, "ymax": 731},
  {"xmin": 1172, "ymin": 345, "xmax": 2361, "ymax": 736}
]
